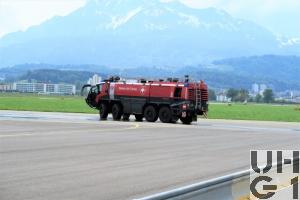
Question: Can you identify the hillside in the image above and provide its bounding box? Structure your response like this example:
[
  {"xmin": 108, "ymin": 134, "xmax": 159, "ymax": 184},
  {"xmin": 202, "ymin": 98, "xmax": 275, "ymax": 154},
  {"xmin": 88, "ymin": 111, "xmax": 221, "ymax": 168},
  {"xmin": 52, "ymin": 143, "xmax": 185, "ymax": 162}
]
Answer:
[
  {"xmin": 0, "ymin": 64, "xmax": 112, "ymax": 81},
  {"xmin": 212, "ymin": 55, "xmax": 300, "ymax": 90},
  {"xmin": 1, "ymin": 68, "xmax": 106, "ymax": 91},
  {"xmin": 3, "ymin": 55, "xmax": 299, "ymax": 91},
  {"xmin": 19, "ymin": 69, "xmax": 105, "ymax": 84}
]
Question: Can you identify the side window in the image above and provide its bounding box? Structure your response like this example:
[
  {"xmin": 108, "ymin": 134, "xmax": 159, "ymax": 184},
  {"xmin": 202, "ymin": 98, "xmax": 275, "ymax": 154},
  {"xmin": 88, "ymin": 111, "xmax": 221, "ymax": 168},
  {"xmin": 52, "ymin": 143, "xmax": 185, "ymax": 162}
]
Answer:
[
  {"xmin": 174, "ymin": 87, "xmax": 182, "ymax": 98},
  {"xmin": 98, "ymin": 84, "xmax": 102, "ymax": 93},
  {"xmin": 91, "ymin": 86, "xmax": 98, "ymax": 93}
]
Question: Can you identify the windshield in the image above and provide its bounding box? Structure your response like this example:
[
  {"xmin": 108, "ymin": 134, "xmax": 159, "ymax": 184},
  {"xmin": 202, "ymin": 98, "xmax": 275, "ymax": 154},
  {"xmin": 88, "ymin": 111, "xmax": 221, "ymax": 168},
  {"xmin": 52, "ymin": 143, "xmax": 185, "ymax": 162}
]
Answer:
[{"xmin": 97, "ymin": 84, "xmax": 103, "ymax": 93}]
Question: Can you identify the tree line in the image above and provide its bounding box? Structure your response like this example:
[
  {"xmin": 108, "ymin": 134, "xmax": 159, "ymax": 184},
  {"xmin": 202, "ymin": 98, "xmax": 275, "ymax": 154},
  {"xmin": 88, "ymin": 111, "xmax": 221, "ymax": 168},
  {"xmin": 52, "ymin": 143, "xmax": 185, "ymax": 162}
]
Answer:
[{"xmin": 209, "ymin": 88, "xmax": 275, "ymax": 103}]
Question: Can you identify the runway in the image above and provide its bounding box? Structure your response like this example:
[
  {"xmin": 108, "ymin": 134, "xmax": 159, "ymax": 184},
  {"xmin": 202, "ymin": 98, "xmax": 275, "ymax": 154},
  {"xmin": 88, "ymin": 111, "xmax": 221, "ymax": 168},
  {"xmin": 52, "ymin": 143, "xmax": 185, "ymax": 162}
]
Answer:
[{"xmin": 0, "ymin": 110, "xmax": 299, "ymax": 200}]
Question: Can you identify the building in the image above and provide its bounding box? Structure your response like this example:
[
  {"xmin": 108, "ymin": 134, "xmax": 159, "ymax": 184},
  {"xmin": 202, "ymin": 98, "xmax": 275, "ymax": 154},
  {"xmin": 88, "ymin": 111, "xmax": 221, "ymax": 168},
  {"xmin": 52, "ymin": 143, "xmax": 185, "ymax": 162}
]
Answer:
[
  {"xmin": 0, "ymin": 83, "xmax": 14, "ymax": 91},
  {"xmin": 56, "ymin": 84, "xmax": 76, "ymax": 95},
  {"xmin": 216, "ymin": 93, "xmax": 230, "ymax": 102},
  {"xmin": 259, "ymin": 84, "xmax": 267, "ymax": 95},
  {"xmin": 251, "ymin": 83, "xmax": 259, "ymax": 94},
  {"xmin": 250, "ymin": 83, "xmax": 270, "ymax": 96},
  {"xmin": 87, "ymin": 74, "xmax": 102, "ymax": 85},
  {"xmin": 275, "ymin": 90, "xmax": 300, "ymax": 103},
  {"xmin": 46, "ymin": 84, "xmax": 56, "ymax": 93},
  {"xmin": 13, "ymin": 82, "xmax": 37, "ymax": 93},
  {"xmin": 13, "ymin": 82, "xmax": 76, "ymax": 95}
]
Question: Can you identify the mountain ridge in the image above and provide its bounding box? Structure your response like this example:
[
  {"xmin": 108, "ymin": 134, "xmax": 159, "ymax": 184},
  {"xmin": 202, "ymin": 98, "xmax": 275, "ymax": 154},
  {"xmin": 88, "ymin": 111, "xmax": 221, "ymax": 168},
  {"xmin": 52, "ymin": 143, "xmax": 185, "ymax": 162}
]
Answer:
[
  {"xmin": 1, "ymin": 0, "xmax": 297, "ymax": 68},
  {"xmin": 1, "ymin": 55, "xmax": 299, "ymax": 91}
]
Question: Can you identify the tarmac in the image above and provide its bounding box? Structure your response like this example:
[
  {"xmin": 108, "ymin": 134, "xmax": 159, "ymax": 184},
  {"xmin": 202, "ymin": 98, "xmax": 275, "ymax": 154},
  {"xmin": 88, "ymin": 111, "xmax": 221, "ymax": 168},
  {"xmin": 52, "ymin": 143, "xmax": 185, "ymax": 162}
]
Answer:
[{"xmin": 0, "ymin": 110, "xmax": 299, "ymax": 200}]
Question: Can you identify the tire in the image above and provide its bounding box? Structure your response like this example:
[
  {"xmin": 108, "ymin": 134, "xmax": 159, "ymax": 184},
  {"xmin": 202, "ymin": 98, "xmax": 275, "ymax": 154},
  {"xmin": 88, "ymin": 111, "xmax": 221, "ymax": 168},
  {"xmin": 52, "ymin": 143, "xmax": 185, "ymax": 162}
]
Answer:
[
  {"xmin": 99, "ymin": 102, "xmax": 109, "ymax": 120},
  {"xmin": 135, "ymin": 114, "xmax": 143, "ymax": 122},
  {"xmin": 159, "ymin": 106, "xmax": 172, "ymax": 123},
  {"xmin": 123, "ymin": 114, "xmax": 130, "ymax": 121},
  {"xmin": 180, "ymin": 116, "xmax": 193, "ymax": 125},
  {"xmin": 112, "ymin": 103, "xmax": 122, "ymax": 120},
  {"xmin": 144, "ymin": 105, "xmax": 158, "ymax": 122}
]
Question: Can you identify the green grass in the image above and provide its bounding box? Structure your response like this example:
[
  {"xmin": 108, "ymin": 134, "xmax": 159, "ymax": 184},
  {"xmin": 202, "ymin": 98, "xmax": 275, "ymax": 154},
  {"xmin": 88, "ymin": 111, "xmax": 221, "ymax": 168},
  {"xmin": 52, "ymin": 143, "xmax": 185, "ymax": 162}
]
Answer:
[
  {"xmin": 208, "ymin": 103, "xmax": 300, "ymax": 122},
  {"xmin": 0, "ymin": 94, "xmax": 299, "ymax": 122},
  {"xmin": 0, "ymin": 93, "xmax": 97, "ymax": 114}
]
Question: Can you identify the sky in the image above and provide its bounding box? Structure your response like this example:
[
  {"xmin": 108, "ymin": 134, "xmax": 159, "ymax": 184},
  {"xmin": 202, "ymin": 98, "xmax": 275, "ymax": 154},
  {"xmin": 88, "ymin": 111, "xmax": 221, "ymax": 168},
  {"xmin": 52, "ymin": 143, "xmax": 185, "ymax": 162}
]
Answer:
[{"xmin": 0, "ymin": 0, "xmax": 300, "ymax": 38}]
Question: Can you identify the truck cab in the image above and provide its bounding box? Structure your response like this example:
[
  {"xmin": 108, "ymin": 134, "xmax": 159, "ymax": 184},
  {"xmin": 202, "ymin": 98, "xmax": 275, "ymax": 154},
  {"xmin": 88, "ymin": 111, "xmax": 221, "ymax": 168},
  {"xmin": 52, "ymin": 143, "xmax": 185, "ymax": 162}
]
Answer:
[{"xmin": 83, "ymin": 82, "xmax": 108, "ymax": 108}]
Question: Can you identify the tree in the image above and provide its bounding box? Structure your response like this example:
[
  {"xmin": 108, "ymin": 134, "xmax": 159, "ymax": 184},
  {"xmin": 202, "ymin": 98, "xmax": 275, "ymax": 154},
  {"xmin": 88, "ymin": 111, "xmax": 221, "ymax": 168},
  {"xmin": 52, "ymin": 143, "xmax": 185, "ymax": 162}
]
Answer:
[
  {"xmin": 226, "ymin": 88, "xmax": 249, "ymax": 102},
  {"xmin": 208, "ymin": 89, "xmax": 216, "ymax": 101},
  {"xmin": 248, "ymin": 97, "xmax": 254, "ymax": 102},
  {"xmin": 239, "ymin": 89, "xmax": 249, "ymax": 102},
  {"xmin": 255, "ymin": 94, "xmax": 262, "ymax": 103},
  {"xmin": 263, "ymin": 89, "xmax": 274, "ymax": 103},
  {"xmin": 226, "ymin": 88, "xmax": 239, "ymax": 101}
]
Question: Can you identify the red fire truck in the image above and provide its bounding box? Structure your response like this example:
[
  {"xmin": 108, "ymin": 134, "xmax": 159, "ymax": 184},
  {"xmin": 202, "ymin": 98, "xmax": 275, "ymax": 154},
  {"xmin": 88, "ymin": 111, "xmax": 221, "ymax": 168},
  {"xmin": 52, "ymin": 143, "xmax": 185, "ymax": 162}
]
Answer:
[{"xmin": 82, "ymin": 76, "xmax": 208, "ymax": 124}]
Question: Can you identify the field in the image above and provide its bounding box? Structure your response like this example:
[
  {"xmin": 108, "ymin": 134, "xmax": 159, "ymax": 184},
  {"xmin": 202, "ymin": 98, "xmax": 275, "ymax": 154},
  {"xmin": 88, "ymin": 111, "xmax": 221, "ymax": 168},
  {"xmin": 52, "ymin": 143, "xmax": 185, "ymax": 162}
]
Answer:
[
  {"xmin": 0, "ymin": 94, "xmax": 299, "ymax": 122},
  {"xmin": 208, "ymin": 103, "xmax": 300, "ymax": 122},
  {"xmin": 0, "ymin": 94, "xmax": 94, "ymax": 114}
]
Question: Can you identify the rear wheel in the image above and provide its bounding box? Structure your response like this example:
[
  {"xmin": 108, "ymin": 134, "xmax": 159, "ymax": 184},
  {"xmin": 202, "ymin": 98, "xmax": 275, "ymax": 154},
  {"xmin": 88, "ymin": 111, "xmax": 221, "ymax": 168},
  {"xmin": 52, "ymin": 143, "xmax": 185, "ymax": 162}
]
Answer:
[
  {"xmin": 112, "ymin": 103, "xmax": 122, "ymax": 120},
  {"xmin": 180, "ymin": 116, "xmax": 193, "ymax": 125},
  {"xmin": 159, "ymin": 106, "xmax": 172, "ymax": 123},
  {"xmin": 144, "ymin": 105, "xmax": 158, "ymax": 122},
  {"xmin": 99, "ymin": 102, "xmax": 108, "ymax": 120},
  {"xmin": 135, "ymin": 114, "xmax": 143, "ymax": 122}
]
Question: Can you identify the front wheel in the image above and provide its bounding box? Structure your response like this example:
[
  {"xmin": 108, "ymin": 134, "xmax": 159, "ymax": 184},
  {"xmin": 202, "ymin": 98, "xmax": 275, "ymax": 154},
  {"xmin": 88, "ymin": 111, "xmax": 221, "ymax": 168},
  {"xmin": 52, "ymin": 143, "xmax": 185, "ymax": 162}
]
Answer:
[
  {"xmin": 99, "ymin": 103, "xmax": 109, "ymax": 120},
  {"xmin": 180, "ymin": 116, "xmax": 193, "ymax": 125},
  {"xmin": 112, "ymin": 103, "xmax": 123, "ymax": 120}
]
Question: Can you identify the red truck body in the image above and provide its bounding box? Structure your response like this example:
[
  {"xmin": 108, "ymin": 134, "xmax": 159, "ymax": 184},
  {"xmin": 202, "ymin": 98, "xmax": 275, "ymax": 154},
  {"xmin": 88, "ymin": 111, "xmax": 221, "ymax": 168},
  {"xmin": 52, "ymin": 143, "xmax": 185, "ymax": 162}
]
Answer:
[{"xmin": 83, "ymin": 77, "xmax": 208, "ymax": 124}]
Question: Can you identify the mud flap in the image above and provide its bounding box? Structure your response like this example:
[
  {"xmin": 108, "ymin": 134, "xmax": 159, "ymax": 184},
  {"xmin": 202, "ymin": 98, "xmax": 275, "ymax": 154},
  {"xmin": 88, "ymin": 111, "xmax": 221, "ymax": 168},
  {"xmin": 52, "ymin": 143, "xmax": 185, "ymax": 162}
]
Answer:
[{"xmin": 203, "ymin": 112, "xmax": 208, "ymax": 119}]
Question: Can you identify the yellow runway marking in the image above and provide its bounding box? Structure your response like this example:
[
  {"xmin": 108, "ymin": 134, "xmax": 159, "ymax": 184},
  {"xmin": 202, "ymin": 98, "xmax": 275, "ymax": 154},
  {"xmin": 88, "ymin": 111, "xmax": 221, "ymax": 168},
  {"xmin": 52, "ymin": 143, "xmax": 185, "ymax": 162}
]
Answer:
[{"xmin": 126, "ymin": 123, "xmax": 140, "ymax": 130}]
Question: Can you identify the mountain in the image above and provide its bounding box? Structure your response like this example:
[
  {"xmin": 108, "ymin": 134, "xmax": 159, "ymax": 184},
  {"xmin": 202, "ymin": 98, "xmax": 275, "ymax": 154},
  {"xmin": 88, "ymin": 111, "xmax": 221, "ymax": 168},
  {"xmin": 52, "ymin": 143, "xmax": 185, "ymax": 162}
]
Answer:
[
  {"xmin": 212, "ymin": 55, "xmax": 300, "ymax": 90},
  {"xmin": 0, "ymin": 0, "xmax": 296, "ymax": 68},
  {"xmin": 2, "ymin": 55, "xmax": 299, "ymax": 91}
]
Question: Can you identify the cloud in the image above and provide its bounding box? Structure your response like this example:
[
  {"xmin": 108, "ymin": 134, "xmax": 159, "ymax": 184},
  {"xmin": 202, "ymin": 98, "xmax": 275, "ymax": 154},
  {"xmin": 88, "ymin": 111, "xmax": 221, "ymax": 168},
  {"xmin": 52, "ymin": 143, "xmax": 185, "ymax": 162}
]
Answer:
[
  {"xmin": 181, "ymin": 0, "xmax": 300, "ymax": 14},
  {"xmin": 0, "ymin": 0, "xmax": 85, "ymax": 37},
  {"xmin": 1, "ymin": 0, "xmax": 300, "ymax": 38}
]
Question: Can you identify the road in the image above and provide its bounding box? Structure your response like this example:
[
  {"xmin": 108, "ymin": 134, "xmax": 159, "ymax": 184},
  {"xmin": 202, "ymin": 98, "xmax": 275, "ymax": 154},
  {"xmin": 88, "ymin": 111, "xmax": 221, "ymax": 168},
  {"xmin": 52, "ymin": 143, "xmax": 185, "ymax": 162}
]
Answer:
[{"xmin": 0, "ymin": 110, "xmax": 299, "ymax": 200}]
